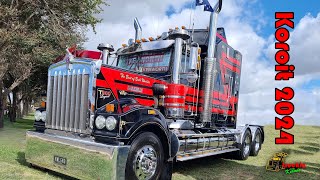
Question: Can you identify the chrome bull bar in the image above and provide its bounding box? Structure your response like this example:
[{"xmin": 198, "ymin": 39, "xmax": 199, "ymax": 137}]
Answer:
[{"xmin": 25, "ymin": 131, "xmax": 129, "ymax": 180}]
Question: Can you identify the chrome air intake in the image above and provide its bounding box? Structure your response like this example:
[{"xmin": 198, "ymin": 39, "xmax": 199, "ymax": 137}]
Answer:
[
  {"xmin": 165, "ymin": 28, "xmax": 190, "ymax": 118},
  {"xmin": 168, "ymin": 28, "xmax": 190, "ymax": 84}
]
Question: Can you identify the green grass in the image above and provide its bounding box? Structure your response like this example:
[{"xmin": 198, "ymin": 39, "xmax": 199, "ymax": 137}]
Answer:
[{"xmin": 0, "ymin": 116, "xmax": 319, "ymax": 180}]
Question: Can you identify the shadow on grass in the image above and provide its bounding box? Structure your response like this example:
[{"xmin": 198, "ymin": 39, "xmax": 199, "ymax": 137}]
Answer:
[
  {"xmin": 281, "ymin": 148, "xmax": 314, "ymax": 155},
  {"xmin": 299, "ymin": 146, "xmax": 320, "ymax": 153},
  {"xmin": 173, "ymin": 155, "xmax": 319, "ymax": 180},
  {"xmin": 296, "ymin": 142, "xmax": 320, "ymax": 148},
  {"xmin": 300, "ymin": 136, "xmax": 320, "ymax": 139},
  {"xmin": 3, "ymin": 116, "xmax": 34, "ymax": 130},
  {"xmin": 16, "ymin": 152, "xmax": 28, "ymax": 166}
]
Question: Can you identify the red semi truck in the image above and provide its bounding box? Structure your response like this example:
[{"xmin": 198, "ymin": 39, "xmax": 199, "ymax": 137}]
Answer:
[{"xmin": 26, "ymin": 1, "xmax": 264, "ymax": 179}]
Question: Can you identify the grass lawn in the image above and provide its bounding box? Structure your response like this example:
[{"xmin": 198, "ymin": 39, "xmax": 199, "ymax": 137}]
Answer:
[{"xmin": 0, "ymin": 115, "xmax": 319, "ymax": 180}]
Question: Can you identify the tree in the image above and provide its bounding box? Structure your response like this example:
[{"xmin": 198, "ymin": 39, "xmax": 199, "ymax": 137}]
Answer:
[{"xmin": 0, "ymin": 0, "xmax": 106, "ymax": 127}]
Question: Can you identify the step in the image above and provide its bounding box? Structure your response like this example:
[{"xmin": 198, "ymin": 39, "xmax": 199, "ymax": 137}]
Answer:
[{"xmin": 176, "ymin": 146, "xmax": 239, "ymax": 161}]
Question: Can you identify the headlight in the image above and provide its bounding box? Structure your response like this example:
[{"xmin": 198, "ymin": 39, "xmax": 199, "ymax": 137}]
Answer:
[
  {"xmin": 41, "ymin": 111, "xmax": 46, "ymax": 122},
  {"xmin": 35, "ymin": 111, "xmax": 42, "ymax": 121},
  {"xmin": 106, "ymin": 116, "xmax": 117, "ymax": 131},
  {"xmin": 95, "ymin": 116, "xmax": 106, "ymax": 129}
]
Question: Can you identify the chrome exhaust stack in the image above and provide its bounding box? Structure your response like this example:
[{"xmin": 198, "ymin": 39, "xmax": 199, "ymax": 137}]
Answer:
[
  {"xmin": 134, "ymin": 17, "xmax": 142, "ymax": 41},
  {"xmin": 97, "ymin": 43, "xmax": 114, "ymax": 65},
  {"xmin": 201, "ymin": 0, "xmax": 223, "ymax": 123}
]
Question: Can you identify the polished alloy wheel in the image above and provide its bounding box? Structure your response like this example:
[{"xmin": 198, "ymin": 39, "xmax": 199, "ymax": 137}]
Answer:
[
  {"xmin": 243, "ymin": 135, "xmax": 251, "ymax": 156},
  {"xmin": 254, "ymin": 133, "xmax": 260, "ymax": 152},
  {"xmin": 133, "ymin": 145, "xmax": 158, "ymax": 180}
]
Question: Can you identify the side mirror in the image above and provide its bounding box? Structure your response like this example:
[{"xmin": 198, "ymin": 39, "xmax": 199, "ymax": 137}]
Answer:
[{"xmin": 188, "ymin": 43, "xmax": 199, "ymax": 71}]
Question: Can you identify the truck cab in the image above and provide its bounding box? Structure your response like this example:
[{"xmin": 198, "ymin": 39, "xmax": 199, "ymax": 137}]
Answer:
[{"xmin": 26, "ymin": 1, "xmax": 264, "ymax": 179}]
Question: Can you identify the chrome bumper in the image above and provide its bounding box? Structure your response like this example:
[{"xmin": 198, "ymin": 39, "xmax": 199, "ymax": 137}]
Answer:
[{"xmin": 25, "ymin": 131, "xmax": 130, "ymax": 180}]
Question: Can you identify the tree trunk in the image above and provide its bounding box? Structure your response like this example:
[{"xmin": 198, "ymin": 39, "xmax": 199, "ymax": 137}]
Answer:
[
  {"xmin": 9, "ymin": 90, "xmax": 17, "ymax": 122},
  {"xmin": 16, "ymin": 91, "xmax": 22, "ymax": 119},
  {"xmin": 23, "ymin": 100, "xmax": 28, "ymax": 116},
  {"xmin": 0, "ymin": 81, "xmax": 4, "ymax": 128},
  {"xmin": 23, "ymin": 99, "xmax": 31, "ymax": 116}
]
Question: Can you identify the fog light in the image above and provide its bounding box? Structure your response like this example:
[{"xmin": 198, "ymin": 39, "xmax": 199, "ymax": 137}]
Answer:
[
  {"xmin": 41, "ymin": 111, "xmax": 46, "ymax": 122},
  {"xmin": 95, "ymin": 116, "xmax": 106, "ymax": 129},
  {"xmin": 106, "ymin": 116, "xmax": 117, "ymax": 131},
  {"xmin": 35, "ymin": 111, "xmax": 42, "ymax": 121}
]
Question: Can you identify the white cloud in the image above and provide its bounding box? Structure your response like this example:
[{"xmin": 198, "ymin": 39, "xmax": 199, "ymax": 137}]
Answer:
[
  {"xmin": 84, "ymin": 0, "xmax": 320, "ymax": 126},
  {"xmin": 266, "ymin": 13, "xmax": 320, "ymax": 76}
]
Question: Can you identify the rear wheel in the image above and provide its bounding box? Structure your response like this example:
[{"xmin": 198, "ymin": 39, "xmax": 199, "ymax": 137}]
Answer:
[
  {"xmin": 250, "ymin": 129, "xmax": 262, "ymax": 156},
  {"xmin": 235, "ymin": 129, "xmax": 252, "ymax": 160},
  {"xmin": 125, "ymin": 132, "xmax": 164, "ymax": 180}
]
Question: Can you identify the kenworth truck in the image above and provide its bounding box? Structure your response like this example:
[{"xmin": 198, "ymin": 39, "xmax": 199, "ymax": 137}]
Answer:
[{"xmin": 26, "ymin": 1, "xmax": 264, "ymax": 179}]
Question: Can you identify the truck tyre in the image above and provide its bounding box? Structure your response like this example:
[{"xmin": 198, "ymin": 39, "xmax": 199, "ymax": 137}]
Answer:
[
  {"xmin": 235, "ymin": 129, "xmax": 252, "ymax": 160},
  {"xmin": 125, "ymin": 132, "xmax": 164, "ymax": 180},
  {"xmin": 35, "ymin": 127, "xmax": 45, "ymax": 133},
  {"xmin": 250, "ymin": 129, "xmax": 262, "ymax": 156}
]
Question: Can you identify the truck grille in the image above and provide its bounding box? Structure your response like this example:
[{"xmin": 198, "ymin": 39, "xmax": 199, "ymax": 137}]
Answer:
[{"xmin": 46, "ymin": 69, "xmax": 89, "ymax": 133}]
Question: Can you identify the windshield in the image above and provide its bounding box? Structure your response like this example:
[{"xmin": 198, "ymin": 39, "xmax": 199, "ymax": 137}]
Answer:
[{"xmin": 117, "ymin": 49, "xmax": 172, "ymax": 73}]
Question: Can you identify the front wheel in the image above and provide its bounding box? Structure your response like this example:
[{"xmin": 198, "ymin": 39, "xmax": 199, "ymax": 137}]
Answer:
[{"xmin": 125, "ymin": 132, "xmax": 164, "ymax": 180}]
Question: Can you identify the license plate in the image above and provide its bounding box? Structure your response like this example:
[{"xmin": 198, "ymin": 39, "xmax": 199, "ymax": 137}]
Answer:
[{"xmin": 54, "ymin": 155, "xmax": 67, "ymax": 166}]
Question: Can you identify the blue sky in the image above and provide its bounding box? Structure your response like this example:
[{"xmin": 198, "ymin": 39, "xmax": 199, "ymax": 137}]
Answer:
[
  {"xmin": 85, "ymin": 0, "xmax": 320, "ymax": 125},
  {"xmin": 166, "ymin": 0, "xmax": 320, "ymax": 37},
  {"xmin": 164, "ymin": 0, "xmax": 320, "ymax": 93}
]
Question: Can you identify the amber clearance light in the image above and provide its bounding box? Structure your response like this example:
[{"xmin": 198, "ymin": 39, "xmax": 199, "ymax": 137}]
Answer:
[{"xmin": 106, "ymin": 104, "xmax": 115, "ymax": 113}]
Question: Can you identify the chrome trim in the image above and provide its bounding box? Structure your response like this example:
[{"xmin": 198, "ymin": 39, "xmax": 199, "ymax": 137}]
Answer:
[
  {"xmin": 51, "ymin": 72, "xmax": 58, "ymax": 129},
  {"xmin": 56, "ymin": 71, "xmax": 62, "ymax": 129},
  {"xmin": 164, "ymin": 95, "xmax": 184, "ymax": 99},
  {"xmin": 164, "ymin": 103, "xmax": 185, "ymax": 107},
  {"xmin": 133, "ymin": 145, "xmax": 157, "ymax": 179},
  {"xmin": 25, "ymin": 131, "xmax": 129, "ymax": 180},
  {"xmin": 201, "ymin": 5, "xmax": 221, "ymax": 123},
  {"xmin": 46, "ymin": 75, "xmax": 53, "ymax": 126},
  {"xmin": 172, "ymin": 38, "xmax": 183, "ymax": 84},
  {"xmin": 176, "ymin": 147, "xmax": 238, "ymax": 161},
  {"xmin": 255, "ymin": 132, "xmax": 261, "ymax": 151},
  {"xmin": 118, "ymin": 40, "xmax": 175, "ymax": 55},
  {"xmin": 60, "ymin": 73, "xmax": 67, "ymax": 130},
  {"xmin": 134, "ymin": 17, "xmax": 142, "ymax": 41},
  {"xmin": 243, "ymin": 135, "xmax": 251, "ymax": 156},
  {"xmin": 165, "ymin": 108, "xmax": 184, "ymax": 118}
]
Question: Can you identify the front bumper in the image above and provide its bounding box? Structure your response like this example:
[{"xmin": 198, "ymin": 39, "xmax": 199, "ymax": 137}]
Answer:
[{"xmin": 25, "ymin": 131, "xmax": 130, "ymax": 180}]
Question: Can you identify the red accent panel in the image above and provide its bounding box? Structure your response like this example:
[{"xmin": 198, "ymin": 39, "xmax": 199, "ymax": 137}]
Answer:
[
  {"xmin": 221, "ymin": 52, "xmax": 241, "ymax": 66},
  {"xmin": 217, "ymin": 33, "xmax": 228, "ymax": 44},
  {"xmin": 76, "ymin": 50, "xmax": 101, "ymax": 60},
  {"xmin": 165, "ymin": 84, "xmax": 187, "ymax": 108},
  {"xmin": 96, "ymin": 79, "xmax": 109, "ymax": 88}
]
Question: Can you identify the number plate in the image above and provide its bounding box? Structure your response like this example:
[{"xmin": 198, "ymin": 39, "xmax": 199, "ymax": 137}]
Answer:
[{"xmin": 54, "ymin": 155, "xmax": 67, "ymax": 166}]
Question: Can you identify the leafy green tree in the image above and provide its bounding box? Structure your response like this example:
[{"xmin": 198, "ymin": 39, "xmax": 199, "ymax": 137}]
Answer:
[{"xmin": 0, "ymin": 0, "xmax": 106, "ymax": 127}]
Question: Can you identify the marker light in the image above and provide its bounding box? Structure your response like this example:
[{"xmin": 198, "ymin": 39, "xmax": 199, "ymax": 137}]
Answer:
[{"xmin": 106, "ymin": 104, "xmax": 115, "ymax": 113}]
